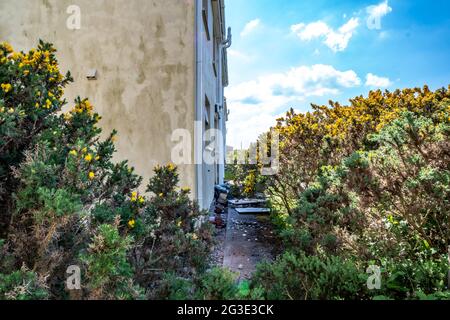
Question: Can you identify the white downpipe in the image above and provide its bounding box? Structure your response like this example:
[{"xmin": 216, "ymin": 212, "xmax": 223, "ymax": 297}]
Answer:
[{"xmin": 195, "ymin": 0, "xmax": 204, "ymax": 208}]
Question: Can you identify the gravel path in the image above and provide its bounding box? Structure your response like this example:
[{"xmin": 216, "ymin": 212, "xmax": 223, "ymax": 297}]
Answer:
[{"xmin": 222, "ymin": 208, "xmax": 275, "ymax": 280}]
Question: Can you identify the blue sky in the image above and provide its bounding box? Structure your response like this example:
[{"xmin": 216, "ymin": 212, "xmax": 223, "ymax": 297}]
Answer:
[{"xmin": 224, "ymin": 0, "xmax": 450, "ymax": 148}]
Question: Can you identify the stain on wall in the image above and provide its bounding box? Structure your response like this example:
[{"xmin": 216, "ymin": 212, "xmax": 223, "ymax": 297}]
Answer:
[{"xmin": 0, "ymin": 0, "xmax": 197, "ymax": 196}]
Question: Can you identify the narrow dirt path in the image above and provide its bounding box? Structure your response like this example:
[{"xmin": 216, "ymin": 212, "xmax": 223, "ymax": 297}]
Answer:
[{"xmin": 222, "ymin": 208, "xmax": 275, "ymax": 280}]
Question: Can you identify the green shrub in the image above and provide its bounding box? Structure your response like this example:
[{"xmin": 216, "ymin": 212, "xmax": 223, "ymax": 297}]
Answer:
[
  {"xmin": 0, "ymin": 41, "xmax": 214, "ymax": 300},
  {"xmin": 160, "ymin": 268, "xmax": 265, "ymax": 301},
  {"xmin": 253, "ymin": 252, "xmax": 368, "ymax": 300},
  {"xmin": 196, "ymin": 268, "xmax": 239, "ymax": 300},
  {"xmin": 80, "ymin": 223, "xmax": 144, "ymax": 300},
  {"xmin": 378, "ymin": 255, "xmax": 449, "ymax": 300},
  {"xmin": 0, "ymin": 267, "xmax": 49, "ymax": 300},
  {"xmin": 0, "ymin": 40, "xmax": 73, "ymax": 237}
]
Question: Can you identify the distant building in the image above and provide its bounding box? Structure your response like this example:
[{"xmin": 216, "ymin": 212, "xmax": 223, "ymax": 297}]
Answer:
[{"xmin": 1, "ymin": 0, "xmax": 231, "ymax": 209}]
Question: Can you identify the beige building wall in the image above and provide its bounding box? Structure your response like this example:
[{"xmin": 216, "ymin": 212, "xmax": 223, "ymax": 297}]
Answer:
[{"xmin": 0, "ymin": 0, "xmax": 198, "ymax": 197}]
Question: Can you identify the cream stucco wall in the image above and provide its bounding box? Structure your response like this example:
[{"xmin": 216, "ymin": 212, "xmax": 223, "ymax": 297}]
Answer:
[{"xmin": 0, "ymin": 0, "xmax": 198, "ymax": 197}]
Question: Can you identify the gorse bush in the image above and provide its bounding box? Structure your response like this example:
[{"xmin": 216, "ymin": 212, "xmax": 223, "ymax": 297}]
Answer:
[
  {"xmin": 130, "ymin": 164, "xmax": 214, "ymax": 298},
  {"xmin": 253, "ymin": 252, "xmax": 368, "ymax": 300},
  {"xmin": 0, "ymin": 267, "xmax": 49, "ymax": 300},
  {"xmin": 1, "ymin": 40, "xmax": 448, "ymax": 301},
  {"xmin": 0, "ymin": 41, "xmax": 213, "ymax": 300},
  {"xmin": 159, "ymin": 268, "xmax": 265, "ymax": 300},
  {"xmin": 80, "ymin": 222, "xmax": 144, "ymax": 300},
  {"xmin": 251, "ymin": 86, "xmax": 450, "ymax": 300},
  {"xmin": 0, "ymin": 40, "xmax": 73, "ymax": 236}
]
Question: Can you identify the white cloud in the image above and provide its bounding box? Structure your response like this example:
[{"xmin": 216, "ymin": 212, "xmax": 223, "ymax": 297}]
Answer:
[
  {"xmin": 366, "ymin": 0, "xmax": 392, "ymax": 29},
  {"xmin": 240, "ymin": 19, "xmax": 261, "ymax": 37},
  {"xmin": 227, "ymin": 49, "xmax": 251, "ymax": 62},
  {"xmin": 365, "ymin": 73, "xmax": 392, "ymax": 87},
  {"xmin": 225, "ymin": 65, "xmax": 361, "ymax": 148},
  {"xmin": 291, "ymin": 17, "xmax": 360, "ymax": 52}
]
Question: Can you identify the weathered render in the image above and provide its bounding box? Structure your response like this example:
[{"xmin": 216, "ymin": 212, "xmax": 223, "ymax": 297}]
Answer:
[{"xmin": 0, "ymin": 0, "xmax": 230, "ymax": 208}]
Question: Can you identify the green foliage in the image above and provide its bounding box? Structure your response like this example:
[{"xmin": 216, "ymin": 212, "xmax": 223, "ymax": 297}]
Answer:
[
  {"xmin": 160, "ymin": 268, "xmax": 265, "ymax": 301},
  {"xmin": 80, "ymin": 223, "xmax": 143, "ymax": 300},
  {"xmin": 196, "ymin": 268, "xmax": 240, "ymax": 300},
  {"xmin": 35, "ymin": 187, "xmax": 83, "ymax": 217},
  {"xmin": 378, "ymin": 255, "xmax": 449, "ymax": 300},
  {"xmin": 254, "ymin": 86, "xmax": 450, "ymax": 300},
  {"xmin": 131, "ymin": 164, "xmax": 213, "ymax": 298},
  {"xmin": 0, "ymin": 41, "xmax": 214, "ymax": 300},
  {"xmin": 0, "ymin": 40, "xmax": 73, "ymax": 236},
  {"xmin": 0, "ymin": 268, "xmax": 49, "ymax": 300},
  {"xmin": 253, "ymin": 252, "xmax": 368, "ymax": 300}
]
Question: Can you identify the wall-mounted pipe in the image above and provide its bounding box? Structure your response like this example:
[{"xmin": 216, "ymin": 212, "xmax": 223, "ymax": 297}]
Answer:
[
  {"xmin": 221, "ymin": 27, "xmax": 232, "ymax": 49},
  {"xmin": 195, "ymin": 0, "xmax": 204, "ymax": 208}
]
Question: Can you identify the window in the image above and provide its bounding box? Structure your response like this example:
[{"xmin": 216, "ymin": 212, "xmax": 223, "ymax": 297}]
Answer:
[
  {"xmin": 202, "ymin": 0, "xmax": 211, "ymax": 40},
  {"xmin": 204, "ymin": 95, "xmax": 211, "ymax": 128},
  {"xmin": 212, "ymin": 42, "xmax": 217, "ymax": 76}
]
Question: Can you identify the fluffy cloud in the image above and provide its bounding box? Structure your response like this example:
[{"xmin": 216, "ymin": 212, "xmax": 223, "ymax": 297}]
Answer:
[
  {"xmin": 291, "ymin": 18, "xmax": 360, "ymax": 52},
  {"xmin": 365, "ymin": 73, "xmax": 392, "ymax": 87},
  {"xmin": 225, "ymin": 64, "xmax": 361, "ymax": 148},
  {"xmin": 366, "ymin": 0, "xmax": 392, "ymax": 29},
  {"xmin": 240, "ymin": 19, "xmax": 261, "ymax": 37},
  {"xmin": 227, "ymin": 49, "xmax": 251, "ymax": 62}
]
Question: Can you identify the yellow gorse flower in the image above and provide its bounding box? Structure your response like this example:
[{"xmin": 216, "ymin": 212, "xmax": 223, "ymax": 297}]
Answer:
[
  {"xmin": 88, "ymin": 172, "xmax": 95, "ymax": 180},
  {"xmin": 69, "ymin": 150, "xmax": 78, "ymax": 156},
  {"xmin": 128, "ymin": 219, "xmax": 136, "ymax": 229},
  {"xmin": 1, "ymin": 42, "xmax": 13, "ymax": 54},
  {"xmin": 71, "ymin": 99, "xmax": 94, "ymax": 115},
  {"xmin": 1, "ymin": 83, "xmax": 12, "ymax": 93},
  {"xmin": 84, "ymin": 154, "xmax": 93, "ymax": 162},
  {"xmin": 131, "ymin": 192, "xmax": 138, "ymax": 202}
]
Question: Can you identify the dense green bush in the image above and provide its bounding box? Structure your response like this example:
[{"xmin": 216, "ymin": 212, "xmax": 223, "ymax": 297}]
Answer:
[
  {"xmin": 253, "ymin": 252, "xmax": 368, "ymax": 300},
  {"xmin": 160, "ymin": 268, "xmax": 264, "ymax": 300},
  {"xmin": 0, "ymin": 267, "xmax": 49, "ymax": 300},
  {"xmin": 0, "ymin": 41, "xmax": 214, "ymax": 300},
  {"xmin": 253, "ymin": 87, "xmax": 450, "ymax": 300},
  {"xmin": 2, "ymin": 40, "xmax": 448, "ymax": 301}
]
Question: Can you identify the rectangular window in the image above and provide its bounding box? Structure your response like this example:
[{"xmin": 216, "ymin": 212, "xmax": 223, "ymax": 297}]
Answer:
[
  {"xmin": 202, "ymin": 0, "xmax": 210, "ymax": 41},
  {"xmin": 204, "ymin": 95, "xmax": 211, "ymax": 127},
  {"xmin": 213, "ymin": 42, "xmax": 217, "ymax": 77}
]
